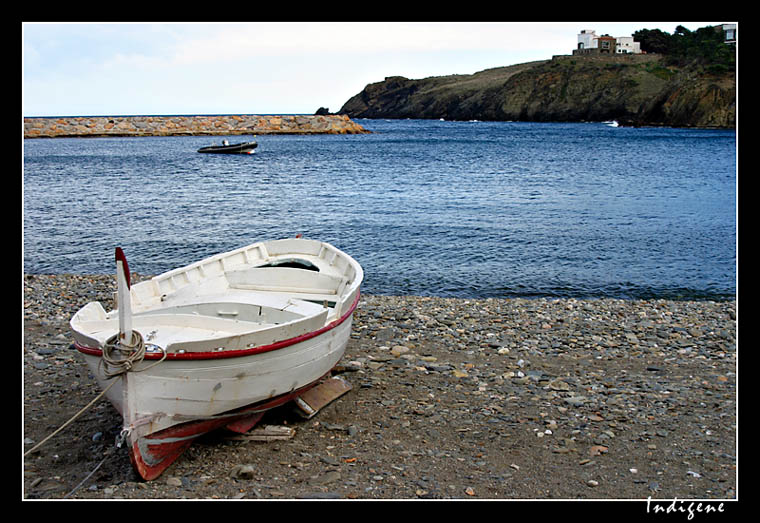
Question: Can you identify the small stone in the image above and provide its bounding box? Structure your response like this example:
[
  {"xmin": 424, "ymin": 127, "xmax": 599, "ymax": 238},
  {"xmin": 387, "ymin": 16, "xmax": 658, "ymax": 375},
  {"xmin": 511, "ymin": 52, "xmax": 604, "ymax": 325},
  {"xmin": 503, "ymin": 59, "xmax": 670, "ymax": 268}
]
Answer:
[
  {"xmin": 166, "ymin": 476, "xmax": 183, "ymax": 487},
  {"xmin": 564, "ymin": 396, "xmax": 587, "ymax": 407},
  {"xmin": 230, "ymin": 465, "xmax": 256, "ymax": 480},
  {"xmin": 391, "ymin": 345, "xmax": 410, "ymax": 357},
  {"xmin": 548, "ymin": 379, "xmax": 570, "ymax": 391},
  {"xmin": 296, "ymin": 492, "xmax": 343, "ymax": 499},
  {"xmin": 313, "ymin": 471, "xmax": 342, "ymax": 484},
  {"xmin": 587, "ymin": 480, "xmax": 599, "ymax": 487}
]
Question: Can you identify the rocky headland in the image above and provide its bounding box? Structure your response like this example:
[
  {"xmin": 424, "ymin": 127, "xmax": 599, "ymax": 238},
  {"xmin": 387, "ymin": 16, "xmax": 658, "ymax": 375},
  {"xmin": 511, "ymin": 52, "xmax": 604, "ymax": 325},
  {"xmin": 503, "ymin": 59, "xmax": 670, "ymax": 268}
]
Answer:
[
  {"xmin": 339, "ymin": 54, "xmax": 735, "ymax": 129},
  {"xmin": 23, "ymin": 114, "xmax": 369, "ymax": 139}
]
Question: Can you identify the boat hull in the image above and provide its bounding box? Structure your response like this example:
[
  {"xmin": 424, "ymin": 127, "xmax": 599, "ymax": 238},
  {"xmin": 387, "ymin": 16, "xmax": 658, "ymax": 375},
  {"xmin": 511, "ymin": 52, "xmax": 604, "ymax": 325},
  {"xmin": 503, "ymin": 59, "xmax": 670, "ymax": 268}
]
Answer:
[
  {"xmin": 197, "ymin": 141, "xmax": 258, "ymax": 154},
  {"xmin": 75, "ymin": 296, "xmax": 356, "ymax": 480},
  {"xmin": 70, "ymin": 238, "xmax": 363, "ymax": 480},
  {"xmin": 127, "ymin": 376, "xmax": 323, "ymax": 480}
]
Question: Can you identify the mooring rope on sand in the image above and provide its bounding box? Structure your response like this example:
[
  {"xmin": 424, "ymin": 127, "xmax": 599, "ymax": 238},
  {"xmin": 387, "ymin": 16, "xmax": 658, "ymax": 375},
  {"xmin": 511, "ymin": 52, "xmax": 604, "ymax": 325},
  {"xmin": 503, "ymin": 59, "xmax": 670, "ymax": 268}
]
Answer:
[{"xmin": 24, "ymin": 330, "xmax": 165, "ymax": 457}]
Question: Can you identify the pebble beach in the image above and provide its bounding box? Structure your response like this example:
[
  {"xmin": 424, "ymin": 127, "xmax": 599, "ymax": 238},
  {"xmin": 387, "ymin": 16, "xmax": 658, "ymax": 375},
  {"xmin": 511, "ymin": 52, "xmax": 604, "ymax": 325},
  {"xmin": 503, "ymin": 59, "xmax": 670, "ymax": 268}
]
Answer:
[{"xmin": 23, "ymin": 274, "xmax": 737, "ymax": 501}]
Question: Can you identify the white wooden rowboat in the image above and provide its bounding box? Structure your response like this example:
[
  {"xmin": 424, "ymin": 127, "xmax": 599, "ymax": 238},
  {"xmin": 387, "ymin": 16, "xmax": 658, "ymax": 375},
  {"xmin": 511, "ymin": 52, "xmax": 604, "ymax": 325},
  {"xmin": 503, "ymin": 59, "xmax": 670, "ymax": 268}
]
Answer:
[{"xmin": 70, "ymin": 238, "xmax": 363, "ymax": 480}]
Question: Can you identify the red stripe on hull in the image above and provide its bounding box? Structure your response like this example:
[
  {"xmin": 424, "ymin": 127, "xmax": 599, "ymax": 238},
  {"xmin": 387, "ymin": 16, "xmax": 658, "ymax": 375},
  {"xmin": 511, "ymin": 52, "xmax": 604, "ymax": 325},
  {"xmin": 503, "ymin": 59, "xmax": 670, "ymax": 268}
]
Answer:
[{"xmin": 75, "ymin": 292, "xmax": 359, "ymax": 360}]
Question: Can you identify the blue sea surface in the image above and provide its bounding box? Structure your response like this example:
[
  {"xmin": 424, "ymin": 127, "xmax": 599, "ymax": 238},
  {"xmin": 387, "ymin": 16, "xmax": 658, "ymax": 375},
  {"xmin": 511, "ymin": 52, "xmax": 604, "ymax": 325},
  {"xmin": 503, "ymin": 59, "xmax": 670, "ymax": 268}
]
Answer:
[{"xmin": 23, "ymin": 119, "xmax": 736, "ymax": 300}]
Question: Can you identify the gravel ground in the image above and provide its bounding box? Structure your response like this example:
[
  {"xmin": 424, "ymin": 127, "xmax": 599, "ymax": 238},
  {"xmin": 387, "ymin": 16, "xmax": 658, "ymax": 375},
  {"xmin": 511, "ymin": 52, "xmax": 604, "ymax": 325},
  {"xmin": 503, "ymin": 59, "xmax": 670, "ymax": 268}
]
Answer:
[{"xmin": 23, "ymin": 274, "xmax": 737, "ymax": 503}]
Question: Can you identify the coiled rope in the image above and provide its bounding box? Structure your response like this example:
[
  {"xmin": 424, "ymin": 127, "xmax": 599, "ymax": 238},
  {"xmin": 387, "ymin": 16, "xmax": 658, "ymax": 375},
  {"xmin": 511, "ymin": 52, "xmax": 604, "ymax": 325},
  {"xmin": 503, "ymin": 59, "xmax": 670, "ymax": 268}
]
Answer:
[
  {"xmin": 23, "ymin": 330, "xmax": 166, "ymax": 458},
  {"xmin": 101, "ymin": 330, "xmax": 165, "ymax": 377}
]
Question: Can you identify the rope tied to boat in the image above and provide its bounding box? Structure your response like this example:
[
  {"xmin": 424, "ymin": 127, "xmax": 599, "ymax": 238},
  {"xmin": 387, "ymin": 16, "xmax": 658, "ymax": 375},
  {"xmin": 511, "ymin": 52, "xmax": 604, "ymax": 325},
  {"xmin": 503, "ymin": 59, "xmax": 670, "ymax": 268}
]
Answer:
[
  {"xmin": 24, "ymin": 331, "xmax": 166, "ymax": 459},
  {"xmin": 101, "ymin": 330, "xmax": 166, "ymax": 378}
]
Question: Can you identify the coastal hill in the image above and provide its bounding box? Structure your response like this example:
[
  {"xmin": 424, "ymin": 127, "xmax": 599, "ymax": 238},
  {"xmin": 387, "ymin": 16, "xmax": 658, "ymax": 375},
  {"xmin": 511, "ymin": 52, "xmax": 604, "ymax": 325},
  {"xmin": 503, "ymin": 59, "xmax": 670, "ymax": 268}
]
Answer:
[{"xmin": 339, "ymin": 53, "xmax": 735, "ymax": 128}]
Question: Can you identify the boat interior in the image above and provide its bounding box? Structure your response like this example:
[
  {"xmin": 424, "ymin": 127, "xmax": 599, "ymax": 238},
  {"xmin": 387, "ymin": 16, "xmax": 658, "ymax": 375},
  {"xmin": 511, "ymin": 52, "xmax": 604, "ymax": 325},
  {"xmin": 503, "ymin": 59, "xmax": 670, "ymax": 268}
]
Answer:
[{"xmin": 70, "ymin": 240, "xmax": 362, "ymax": 354}]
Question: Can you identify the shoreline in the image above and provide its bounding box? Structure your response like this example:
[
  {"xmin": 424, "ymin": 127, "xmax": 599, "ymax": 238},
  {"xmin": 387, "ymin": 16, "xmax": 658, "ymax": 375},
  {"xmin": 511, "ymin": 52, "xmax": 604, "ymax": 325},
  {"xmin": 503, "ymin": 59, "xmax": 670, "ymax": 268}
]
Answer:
[
  {"xmin": 22, "ymin": 271, "xmax": 735, "ymax": 304},
  {"xmin": 23, "ymin": 274, "xmax": 736, "ymax": 500}
]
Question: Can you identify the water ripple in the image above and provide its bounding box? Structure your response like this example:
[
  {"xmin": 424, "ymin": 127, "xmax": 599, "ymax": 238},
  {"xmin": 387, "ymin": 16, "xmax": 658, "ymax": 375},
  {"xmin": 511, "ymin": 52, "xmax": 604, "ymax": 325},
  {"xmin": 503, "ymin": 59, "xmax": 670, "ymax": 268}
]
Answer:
[{"xmin": 23, "ymin": 121, "xmax": 736, "ymax": 300}]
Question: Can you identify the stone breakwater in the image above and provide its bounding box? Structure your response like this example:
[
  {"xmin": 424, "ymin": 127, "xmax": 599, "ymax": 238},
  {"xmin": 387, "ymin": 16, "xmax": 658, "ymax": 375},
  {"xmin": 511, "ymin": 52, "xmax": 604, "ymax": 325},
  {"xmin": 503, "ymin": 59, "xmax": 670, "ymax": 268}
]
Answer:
[
  {"xmin": 23, "ymin": 114, "xmax": 369, "ymax": 138},
  {"xmin": 24, "ymin": 274, "xmax": 736, "ymax": 500}
]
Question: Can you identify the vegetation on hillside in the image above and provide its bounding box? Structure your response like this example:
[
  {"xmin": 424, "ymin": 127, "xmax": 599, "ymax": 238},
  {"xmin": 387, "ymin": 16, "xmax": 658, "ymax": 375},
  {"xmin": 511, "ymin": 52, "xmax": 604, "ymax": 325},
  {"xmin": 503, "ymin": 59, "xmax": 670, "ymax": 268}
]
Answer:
[{"xmin": 634, "ymin": 25, "xmax": 735, "ymax": 73}]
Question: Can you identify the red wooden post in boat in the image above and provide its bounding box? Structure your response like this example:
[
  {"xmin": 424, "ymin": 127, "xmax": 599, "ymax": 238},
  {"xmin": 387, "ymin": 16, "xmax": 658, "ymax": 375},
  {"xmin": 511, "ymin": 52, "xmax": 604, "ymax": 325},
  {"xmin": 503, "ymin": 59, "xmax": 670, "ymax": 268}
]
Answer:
[{"xmin": 115, "ymin": 247, "xmax": 132, "ymax": 344}]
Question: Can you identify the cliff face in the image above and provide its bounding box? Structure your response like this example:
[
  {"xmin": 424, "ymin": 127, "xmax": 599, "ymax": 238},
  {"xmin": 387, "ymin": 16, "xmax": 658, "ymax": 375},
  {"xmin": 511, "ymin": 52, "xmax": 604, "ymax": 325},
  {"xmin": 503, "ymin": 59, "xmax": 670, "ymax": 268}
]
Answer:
[{"xmin": 339, "ymin": 54, "xmax": 735, "ymax": 128}]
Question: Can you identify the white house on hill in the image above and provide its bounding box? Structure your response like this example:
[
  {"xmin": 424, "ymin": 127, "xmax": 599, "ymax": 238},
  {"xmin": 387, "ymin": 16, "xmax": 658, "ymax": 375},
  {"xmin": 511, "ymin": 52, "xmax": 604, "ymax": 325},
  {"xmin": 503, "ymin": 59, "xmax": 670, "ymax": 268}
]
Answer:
[
  {"xmin": 615, "ymin": 36, "xmax": 641, "ymax": 54},
  {"xmin": 573, "ymin": 30, "xmax": 642, "ymax": 55},
  {"xmin": 718, "ymin": 23, "xmax": 736, "ymax": 44}
]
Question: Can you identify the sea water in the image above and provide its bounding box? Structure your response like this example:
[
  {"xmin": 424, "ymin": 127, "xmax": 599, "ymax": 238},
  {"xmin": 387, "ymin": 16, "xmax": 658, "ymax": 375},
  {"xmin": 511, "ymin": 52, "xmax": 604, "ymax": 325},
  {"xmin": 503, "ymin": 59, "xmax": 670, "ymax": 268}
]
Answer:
[{"xmin": 23, "ymin": 119, "xmax": 736, "ymax": 300}]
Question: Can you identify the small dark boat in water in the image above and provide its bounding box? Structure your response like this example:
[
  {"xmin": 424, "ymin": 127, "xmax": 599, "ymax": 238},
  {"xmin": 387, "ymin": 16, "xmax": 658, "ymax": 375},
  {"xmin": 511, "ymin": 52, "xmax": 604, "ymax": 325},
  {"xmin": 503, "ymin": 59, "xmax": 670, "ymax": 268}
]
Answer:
[{"xmin": 198, "ymin": 140, "xmax": 258, "ymax": 154}]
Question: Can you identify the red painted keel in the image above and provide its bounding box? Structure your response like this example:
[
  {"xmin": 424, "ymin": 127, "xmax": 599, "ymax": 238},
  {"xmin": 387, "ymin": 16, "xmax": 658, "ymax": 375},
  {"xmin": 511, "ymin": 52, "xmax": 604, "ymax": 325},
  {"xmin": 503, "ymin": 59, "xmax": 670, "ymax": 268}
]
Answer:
[
  {"xmin": 130, "ymin": 416, "xmax": 231, "ymax": 480},
  {"xmin": 224, "ymin": 412, "xmax": 265, "ymax": 434},
  {"xmin": 128, "ymin": 378, "xmax": 325, "ymax": 480}
]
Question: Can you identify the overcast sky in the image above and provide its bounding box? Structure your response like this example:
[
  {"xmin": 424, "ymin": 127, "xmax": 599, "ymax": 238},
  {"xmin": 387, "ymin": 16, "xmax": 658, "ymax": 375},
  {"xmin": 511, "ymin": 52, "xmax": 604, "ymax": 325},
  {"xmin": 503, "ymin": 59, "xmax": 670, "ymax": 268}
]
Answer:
[{"xmin": 22, "ymin": 21, "xmax": 726, "ymax": 117}]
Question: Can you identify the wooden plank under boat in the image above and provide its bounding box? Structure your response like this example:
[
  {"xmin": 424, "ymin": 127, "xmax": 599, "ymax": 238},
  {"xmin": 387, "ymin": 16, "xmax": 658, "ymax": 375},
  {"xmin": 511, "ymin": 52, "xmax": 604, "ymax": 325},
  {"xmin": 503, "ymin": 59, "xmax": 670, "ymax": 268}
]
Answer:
[
  {"xmin": 70, "ymin": 238, "xmax": 363, "ymax": 480},
  {"xmin": 197, "ymin": 140, "xmax": 258, "ymax": 154}
]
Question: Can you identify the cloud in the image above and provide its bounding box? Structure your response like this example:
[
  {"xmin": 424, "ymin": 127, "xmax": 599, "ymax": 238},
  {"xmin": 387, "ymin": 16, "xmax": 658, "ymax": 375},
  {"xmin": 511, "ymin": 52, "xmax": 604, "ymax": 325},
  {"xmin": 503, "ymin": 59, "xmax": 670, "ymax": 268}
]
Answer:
[{"xmin": 165, "ymin": 22, "xmax": 580, "ymax": 65}]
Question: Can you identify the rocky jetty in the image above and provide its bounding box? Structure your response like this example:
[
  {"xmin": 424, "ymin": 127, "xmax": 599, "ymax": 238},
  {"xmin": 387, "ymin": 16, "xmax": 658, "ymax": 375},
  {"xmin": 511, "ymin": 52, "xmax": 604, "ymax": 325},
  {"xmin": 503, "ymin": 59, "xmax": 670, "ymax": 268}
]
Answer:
[
  {"xmin": 340, "ymin": 54, "xmax": 735, "ymax": 129},
  {"xmin": 23, "ymin": 114, "xmax": 369, "ymax": 139}
]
